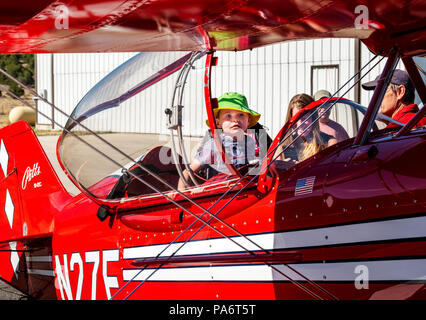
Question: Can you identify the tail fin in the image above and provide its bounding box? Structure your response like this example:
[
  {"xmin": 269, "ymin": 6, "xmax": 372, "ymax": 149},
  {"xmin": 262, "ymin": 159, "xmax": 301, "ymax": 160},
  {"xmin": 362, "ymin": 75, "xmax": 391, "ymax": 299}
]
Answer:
[{"xmin": 0, "ymin": 121, "xmax": 72, "ymax": 298}]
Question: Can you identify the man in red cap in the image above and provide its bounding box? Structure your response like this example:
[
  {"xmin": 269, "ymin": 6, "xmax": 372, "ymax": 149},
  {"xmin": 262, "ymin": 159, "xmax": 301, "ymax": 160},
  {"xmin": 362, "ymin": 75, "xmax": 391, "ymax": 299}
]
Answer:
[{"xmin": 362, "ymin": 69, "xmax": 425, "ymax": 128}]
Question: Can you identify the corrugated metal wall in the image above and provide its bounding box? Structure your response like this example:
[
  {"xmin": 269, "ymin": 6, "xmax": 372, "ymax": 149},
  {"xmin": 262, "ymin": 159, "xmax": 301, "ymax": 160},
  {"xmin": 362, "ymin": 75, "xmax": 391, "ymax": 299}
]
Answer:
[
  {"xmin": 359, "ymin": 48, "xmax": 405, "ymax": 108},
  {"xmin": 36, "ymin": 39, "xmax": 407, "ymax": 138},
  {"xmin": 35, "ymin": 54, "xmax": 53, "ymax": 126},
  {"xmin": 212, "ymin": 38, "xmax": 356, "ymax": 137}
]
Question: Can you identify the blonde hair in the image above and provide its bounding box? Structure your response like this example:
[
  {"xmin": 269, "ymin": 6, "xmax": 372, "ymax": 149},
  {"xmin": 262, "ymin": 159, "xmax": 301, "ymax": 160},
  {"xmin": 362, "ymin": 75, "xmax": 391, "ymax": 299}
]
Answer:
[
  {"xmin": 285, "ymin": 94, "xmax": 314, "ymax": 123},
  {"xmin": 298, "ymin": 129, "xmax": 326, "ymax": 161},
  {"xmin": 282, "ymin": 94, "xmax": 326, "ymax": 161}
]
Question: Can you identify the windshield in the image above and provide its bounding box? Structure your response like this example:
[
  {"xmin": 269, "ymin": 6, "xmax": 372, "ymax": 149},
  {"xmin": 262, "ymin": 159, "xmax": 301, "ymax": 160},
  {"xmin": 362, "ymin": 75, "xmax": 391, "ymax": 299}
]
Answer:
[{"xmin": 58, "ymin": 51, "xmax": 208, "ymax": 201}]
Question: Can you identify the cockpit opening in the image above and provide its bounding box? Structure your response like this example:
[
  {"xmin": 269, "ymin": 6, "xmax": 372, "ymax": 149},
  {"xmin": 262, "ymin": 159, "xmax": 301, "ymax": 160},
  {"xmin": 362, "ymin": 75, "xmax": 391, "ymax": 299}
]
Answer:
[{"xmin": 57, "ymin": 50, "xmax": 426, "ymax": 210}]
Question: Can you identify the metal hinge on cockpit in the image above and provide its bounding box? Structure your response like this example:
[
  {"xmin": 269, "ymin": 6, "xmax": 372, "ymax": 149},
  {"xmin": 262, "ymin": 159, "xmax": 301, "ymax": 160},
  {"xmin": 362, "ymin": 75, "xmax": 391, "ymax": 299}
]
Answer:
[
  {"xmin": 166, "ymin": 51, "xmax": 207, "ymax": 188},
  {"xmin": 165, "ymin": 105, "xmax": 183, "ymax": 130}
]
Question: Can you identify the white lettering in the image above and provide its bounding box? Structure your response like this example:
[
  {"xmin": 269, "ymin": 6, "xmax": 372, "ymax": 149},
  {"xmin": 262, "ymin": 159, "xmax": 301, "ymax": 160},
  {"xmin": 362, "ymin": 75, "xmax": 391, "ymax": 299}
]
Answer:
[
  {"xmin": 70, "ymin": 253, "xmax": 84, "ymax": 300},
  {"xmin": 54, "ymin": 4, "xmax": 69, "ymax": 30},
  {"xmin": 54, "ymin": 250, "xmax": 122, "ymax": 300},
  {"xmin": 54, "ymin": 254, "xmax": 73, "ymax": 300},
  {"xmin": 354, "ymin": 5, "xmax": 369, "ymax": 30},
  {"xmin": 169, "ymin": 304, "xmax": 204, "ymax": 317},
  {"xmin": 21, "ymin": 163, "xmax": 41, "ymax": 190},
  {"xmin": 85, "ymin": 251, "xmax": 100, "ymax": 300},
  {"xmin": 354, "ymin": 264, "xmax": 369, "ymax": 289},
  {"xmin": 102, "ymin": 250, "xmax": 119, "ymax": 300}
]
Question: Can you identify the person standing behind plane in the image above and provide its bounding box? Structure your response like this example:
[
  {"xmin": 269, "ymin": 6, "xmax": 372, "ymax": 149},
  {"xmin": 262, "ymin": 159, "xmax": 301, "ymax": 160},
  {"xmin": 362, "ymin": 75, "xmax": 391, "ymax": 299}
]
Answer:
[
  {"xmin": 313, "ymin": 90, "xmax": 349, "ymax": 142},
  {"xmin": 177, "ymin": 92, "xmax": 260, "ymax": 191},
  {"xmin": 362, "ymin": 69, "xmax": 426, "ymax": 128}
]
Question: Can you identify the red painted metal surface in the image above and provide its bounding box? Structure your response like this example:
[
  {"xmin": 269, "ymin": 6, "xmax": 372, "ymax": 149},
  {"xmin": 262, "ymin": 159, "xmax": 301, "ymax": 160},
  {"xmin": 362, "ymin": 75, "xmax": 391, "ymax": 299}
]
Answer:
[
  {"xmin": 0, "ymin": 0, "xmax": 424, "ymax": 55},
  {"xmin": 0, "ymin": 0, "xmax": 425, "ymax": 301},
  {"xmin": 0, "ymin": 119, "xmax": 424, "ymax": 300}
]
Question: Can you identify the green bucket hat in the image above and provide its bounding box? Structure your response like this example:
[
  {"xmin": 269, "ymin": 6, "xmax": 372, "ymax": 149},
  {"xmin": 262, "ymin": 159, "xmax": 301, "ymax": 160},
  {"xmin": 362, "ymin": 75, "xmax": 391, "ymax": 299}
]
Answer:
[{"xmin": 206, "ymin": 92, "xmax": 261, "ymax": 128}]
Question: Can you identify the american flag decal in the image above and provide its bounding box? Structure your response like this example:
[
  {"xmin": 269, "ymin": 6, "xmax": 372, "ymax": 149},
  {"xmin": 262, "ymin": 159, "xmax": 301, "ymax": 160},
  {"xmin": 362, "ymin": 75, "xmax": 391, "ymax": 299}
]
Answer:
[{"xmin": 295, "ymin": 176, "xmax": 316, "ymax": 196}]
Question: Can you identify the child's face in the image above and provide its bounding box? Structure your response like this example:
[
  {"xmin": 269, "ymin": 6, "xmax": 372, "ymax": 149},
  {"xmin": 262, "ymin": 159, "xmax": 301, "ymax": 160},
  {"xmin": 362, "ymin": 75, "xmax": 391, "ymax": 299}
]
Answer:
[{"xmin": 216, "ymin": 109, "xmax": 250, "ymax": 138}]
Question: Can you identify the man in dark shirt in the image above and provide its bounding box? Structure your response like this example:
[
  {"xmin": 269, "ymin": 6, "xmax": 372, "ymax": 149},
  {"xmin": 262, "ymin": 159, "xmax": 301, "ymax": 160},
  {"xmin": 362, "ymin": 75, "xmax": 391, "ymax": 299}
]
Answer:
[{"xmin": 362, "ymin": 69, "xmax": 426, "ymax": 128}]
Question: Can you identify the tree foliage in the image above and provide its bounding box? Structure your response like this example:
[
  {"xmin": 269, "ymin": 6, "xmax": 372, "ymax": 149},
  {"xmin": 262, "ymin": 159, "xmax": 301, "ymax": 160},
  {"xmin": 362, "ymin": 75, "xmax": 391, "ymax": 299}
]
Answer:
[{"xmin": 0, "ymin": 54, "xmax": 34, "ymax": 97}]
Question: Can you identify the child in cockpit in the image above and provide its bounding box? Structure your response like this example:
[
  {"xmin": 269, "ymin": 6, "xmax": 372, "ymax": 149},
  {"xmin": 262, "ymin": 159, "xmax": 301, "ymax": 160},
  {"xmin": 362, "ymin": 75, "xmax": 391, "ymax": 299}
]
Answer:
[{"xmin": 177, "ymin": 92, "xmax": 261, "ymax": 191}]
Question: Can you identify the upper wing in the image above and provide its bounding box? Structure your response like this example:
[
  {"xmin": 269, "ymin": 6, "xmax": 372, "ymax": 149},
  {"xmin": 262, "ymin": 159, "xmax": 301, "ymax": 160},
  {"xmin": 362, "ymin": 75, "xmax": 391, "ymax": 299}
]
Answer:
[{"xmin": 0, "ymin": 0, "xmax": 424, "ymax": 55}]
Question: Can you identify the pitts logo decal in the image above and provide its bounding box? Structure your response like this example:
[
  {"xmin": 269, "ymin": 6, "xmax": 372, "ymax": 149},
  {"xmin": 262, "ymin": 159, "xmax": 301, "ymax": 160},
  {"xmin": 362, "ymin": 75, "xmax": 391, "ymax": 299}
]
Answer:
[{"xmin": 21, "ymin": 162, "xmax": 41, "ymax": 190}]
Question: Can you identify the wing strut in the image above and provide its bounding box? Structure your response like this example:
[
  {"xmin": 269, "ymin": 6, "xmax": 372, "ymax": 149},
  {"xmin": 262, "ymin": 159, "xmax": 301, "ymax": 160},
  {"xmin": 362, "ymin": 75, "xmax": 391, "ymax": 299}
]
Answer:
[{"xmin": 167, "ymin": 51, "xmax": 206, "ymax": 187}]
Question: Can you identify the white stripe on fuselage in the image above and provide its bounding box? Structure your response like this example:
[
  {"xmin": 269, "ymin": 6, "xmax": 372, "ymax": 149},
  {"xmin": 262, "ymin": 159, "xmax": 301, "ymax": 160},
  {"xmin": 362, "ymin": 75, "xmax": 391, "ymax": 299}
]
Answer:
[
  {"xmin": 123, "ymin": 259, "xmax": 426, "ymax": 282},
  {"xmin": 123, "ymin": 215, "xmax": 426, "ymax": 260}
]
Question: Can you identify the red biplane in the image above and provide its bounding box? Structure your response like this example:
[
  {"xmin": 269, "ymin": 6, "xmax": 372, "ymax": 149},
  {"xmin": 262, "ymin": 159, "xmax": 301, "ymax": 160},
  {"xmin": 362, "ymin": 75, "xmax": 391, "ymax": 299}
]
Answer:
[{"xmin": 0, "ymin": 0, "xmax": 425, "ymax": 300}]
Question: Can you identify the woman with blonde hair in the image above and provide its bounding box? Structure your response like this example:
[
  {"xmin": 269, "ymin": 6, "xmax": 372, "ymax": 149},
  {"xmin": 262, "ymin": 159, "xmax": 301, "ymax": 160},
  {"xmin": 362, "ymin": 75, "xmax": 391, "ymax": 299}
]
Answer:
[
  {"xmin": 280, "ymin": 93, "xmax": 337, "ymax": 163},
  {"xmin": 285, "ymin": 93, "xmax": 314, "ymax": 124}
]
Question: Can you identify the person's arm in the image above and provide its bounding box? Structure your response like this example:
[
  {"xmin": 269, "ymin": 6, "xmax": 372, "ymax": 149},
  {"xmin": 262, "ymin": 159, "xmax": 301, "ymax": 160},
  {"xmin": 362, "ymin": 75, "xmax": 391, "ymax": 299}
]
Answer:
[
  {"xmin": 328, "ymin": 137, "xmax": 338, "ymax": 147},
  {"xmin": 177, "ymin": 160, "xmax": 202, "ymax": 191}
]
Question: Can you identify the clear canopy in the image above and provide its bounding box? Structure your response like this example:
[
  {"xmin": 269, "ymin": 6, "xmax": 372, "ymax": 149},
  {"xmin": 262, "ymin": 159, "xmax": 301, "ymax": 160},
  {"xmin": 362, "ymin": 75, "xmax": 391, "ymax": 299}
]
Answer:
[{"xmin": 58, "ymin": 51, "xmax": 209, "ymax": 202}]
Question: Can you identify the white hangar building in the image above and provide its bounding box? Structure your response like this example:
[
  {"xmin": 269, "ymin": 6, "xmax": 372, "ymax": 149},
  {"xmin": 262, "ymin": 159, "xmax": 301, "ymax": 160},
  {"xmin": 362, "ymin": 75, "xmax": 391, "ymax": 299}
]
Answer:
[{"xmin": 35, "ymin": 38, "xmax": 418, "ymax": 138}]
